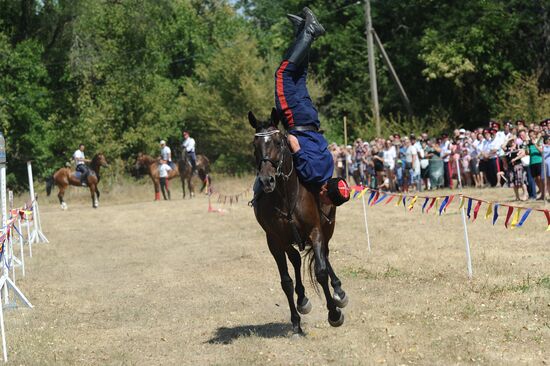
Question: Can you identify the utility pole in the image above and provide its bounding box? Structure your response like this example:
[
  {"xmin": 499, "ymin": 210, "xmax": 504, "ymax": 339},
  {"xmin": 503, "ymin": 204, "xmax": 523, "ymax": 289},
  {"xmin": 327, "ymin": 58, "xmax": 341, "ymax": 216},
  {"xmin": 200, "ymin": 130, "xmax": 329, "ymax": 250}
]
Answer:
[
  {"xmin": 364, "ymin": 0, "xmax": 381, "ymax": 137},
  {"xmin": 373, "ymin": 29, "xmax": 413, "ymax": 115},
  {"xmin": 343, "ymin": 114, "xmax": 349, "ymax": 182}
]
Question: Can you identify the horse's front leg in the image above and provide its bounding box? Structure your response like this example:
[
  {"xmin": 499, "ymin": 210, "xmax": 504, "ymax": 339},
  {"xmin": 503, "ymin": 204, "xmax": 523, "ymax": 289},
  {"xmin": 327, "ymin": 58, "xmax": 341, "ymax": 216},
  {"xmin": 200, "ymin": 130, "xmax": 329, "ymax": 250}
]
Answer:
[
  {"xmin": 188, "ymin": 177, "xmax": 194, "ymax": 198},
  {"xmin": 180, "ymin": 175, "xmax": 186, "ymax": 199},
  {"xmin": 286, "ymin": 245, "xmax": 312, "ymax": 314},
  {"xmin": 311, "ymin": 228, "xmax": 344, "ymax": 327},
  {"xmin": 89, "ymin": 185, "xmax": 98, "ymax": 208},
  {"xmin": 267, "ymin": 235, "xmax": 303, "ymax": 335}
]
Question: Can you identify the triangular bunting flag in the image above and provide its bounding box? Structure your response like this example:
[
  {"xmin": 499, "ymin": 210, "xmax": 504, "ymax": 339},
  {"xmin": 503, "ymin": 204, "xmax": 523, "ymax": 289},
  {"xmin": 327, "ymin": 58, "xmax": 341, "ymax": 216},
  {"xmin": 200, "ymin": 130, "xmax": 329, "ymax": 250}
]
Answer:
[
  {"xmin": 375, "ymin": 193, "xmax": 388, "ymax": 205},
  {"xmin": 370, "ymin": 191, "xmax": 380, "ymax": 206},
  {"xmin": 472, "ymin": 200, "xmax": 483, "ymax": 222},
  {"xmin": 458, "ymin": 196, "xmax": 465, "ymax": 210},
  {"xmin": 515, "ymin": 209, "xmax": 531, "ymax": 228},
  {"xmin": 357, "ymin": 188, "xmax": 368, "ymax": 199},
  {"xmin": 492, "ymin": 204, "xmax": 499, "ymax": 225},
  {"xmin": 421, "ymin": 197, "xmax": 430, "ymax": 213},
  {"xmin": 385, "ymin": 195, "xmax": 395, "ymax": 205},
  {"xmin": 444, "ymin": 195, "xmax": 455, "ymax": 211},
  {"xmin": 544, "ymin": 210, "xmax": 550, "ymax": 231},
  {"xmin": 466, "ymin": 198, "xmax": 473, "ymax": 218},
  {"xmin": 408, "ymin": 196, "xmax": 418, "ymax": 211},
  {"xmin": 438, "ymin": 196, "xmax": 449, "ymax": 215},
  {"xmin": 504, "ymin": 206, "xmax": 514, "ymax": 228},
  {"xmin": 484, "ymin": 203, "xmax": 493, "ymax": 219},
  {"xmin": 510, "ymin": 208, "xmax": 522, "ymax": 229},
  {"xmin": 395, "ymin": 195, "xmax": 402, "ymax": 207},
  {"xmin": 426, "ymin": 197, "xmax": 437, "ymax": 213},
  {"xmin": 367, "ymin": 190, "xmax": 377, "ymax": 205}
]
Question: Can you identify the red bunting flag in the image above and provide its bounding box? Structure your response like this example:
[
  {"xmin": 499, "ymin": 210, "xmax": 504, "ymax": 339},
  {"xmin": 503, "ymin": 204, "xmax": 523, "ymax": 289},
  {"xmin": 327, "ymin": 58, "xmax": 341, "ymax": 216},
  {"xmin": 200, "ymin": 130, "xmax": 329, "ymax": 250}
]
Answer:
[
  {"xmin": 444, "ymin": 195, "xmax": 455, "ymax": 211},
  {"xmin": 426, "ymin": 197, "xmax": 437, "ymax": 213},
  {"xmin": 545, "ymin": 210, "xmax": 550, "ymax": 231},
  {"xmin": 504, "ymin": 206, "xmax": 514, "ymax": 228},
  {"xmin": 472, "ymin": 200, "xmax": 483, "ymax": 221},
  {"xmin": 370, "ymin": 191, "xmax": 380, "ymax": 206},
  {"xmin": 385, "ymin": 195, "xmax": 395, "ymax": 205}
]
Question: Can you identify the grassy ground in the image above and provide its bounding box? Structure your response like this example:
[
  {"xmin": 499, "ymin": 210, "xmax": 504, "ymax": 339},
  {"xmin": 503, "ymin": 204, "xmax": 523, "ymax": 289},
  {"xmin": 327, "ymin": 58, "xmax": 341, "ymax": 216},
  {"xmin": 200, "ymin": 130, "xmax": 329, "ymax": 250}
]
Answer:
[{"xmin": 4, "ymin": 175, "xmax": 549, "ymax": 365}]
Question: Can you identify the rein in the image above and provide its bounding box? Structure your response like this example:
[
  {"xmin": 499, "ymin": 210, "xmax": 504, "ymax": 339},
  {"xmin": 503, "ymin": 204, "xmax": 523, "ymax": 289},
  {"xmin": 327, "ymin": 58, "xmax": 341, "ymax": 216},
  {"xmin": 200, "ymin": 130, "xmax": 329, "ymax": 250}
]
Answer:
[
  {"xmin": 254, "ymin": 129, "xmax": 294, "ymax": 181},
  {"xmin": 254, "ymin": 128, "xmax": 303, "ymax": 248}
]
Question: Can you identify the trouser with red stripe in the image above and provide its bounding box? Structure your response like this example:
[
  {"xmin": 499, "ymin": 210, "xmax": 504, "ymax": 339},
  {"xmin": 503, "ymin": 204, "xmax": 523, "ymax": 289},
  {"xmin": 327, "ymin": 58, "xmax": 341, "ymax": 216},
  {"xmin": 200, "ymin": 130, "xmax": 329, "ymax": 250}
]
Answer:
[{"xmin": 274, "ymin": 60, "xmax": 320, "ymax": 130}]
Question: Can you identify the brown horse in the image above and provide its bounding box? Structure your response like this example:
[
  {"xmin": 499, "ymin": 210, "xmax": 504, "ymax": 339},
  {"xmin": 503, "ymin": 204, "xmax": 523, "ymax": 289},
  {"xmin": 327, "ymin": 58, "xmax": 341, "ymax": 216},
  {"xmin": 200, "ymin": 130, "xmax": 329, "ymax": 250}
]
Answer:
[
  {"xmin": 46, "ymin": 153, "xmax": 109, "ymax": 209},
  {"xmin": 136, "ymin": 152, "xmax": 211, "ymax": 200},
  {"xmin": 135, "ymin": 153, "xmax": 181, "ymax": 200},
  {"xmin": 178, "ymin": 149, "xmax": 211, "ymax": 195},
  {"xmin": 249, "ymin": 109, "xmax": 348, "ymax": 336}
]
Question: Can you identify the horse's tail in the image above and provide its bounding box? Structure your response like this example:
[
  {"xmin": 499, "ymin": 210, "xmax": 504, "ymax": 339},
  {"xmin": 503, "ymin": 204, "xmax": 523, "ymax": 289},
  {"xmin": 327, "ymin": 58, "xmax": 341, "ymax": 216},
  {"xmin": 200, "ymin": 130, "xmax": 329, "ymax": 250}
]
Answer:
[
  {"xmin": 304, "ymin": 246, "xmax": 321, "ymax": 296},
  {"xmin": 46, "ymin": 176, "xmax": 54, "ymax": 196}
]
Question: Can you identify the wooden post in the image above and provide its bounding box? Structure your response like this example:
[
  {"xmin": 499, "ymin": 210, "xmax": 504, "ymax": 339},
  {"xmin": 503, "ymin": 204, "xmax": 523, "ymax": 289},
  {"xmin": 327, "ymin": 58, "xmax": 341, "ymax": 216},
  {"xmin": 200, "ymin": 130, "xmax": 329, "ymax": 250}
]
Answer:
[
  {"xmin": 364, "ymin": 0, "xmax": 381, "ymax": 137},
  {"xmin": 344, "ymin": 114, "xmax": 349, "ymax": 182},
  {"xmin": 372, "ymin": 29, "xmax": 412, "ymax": 115}
]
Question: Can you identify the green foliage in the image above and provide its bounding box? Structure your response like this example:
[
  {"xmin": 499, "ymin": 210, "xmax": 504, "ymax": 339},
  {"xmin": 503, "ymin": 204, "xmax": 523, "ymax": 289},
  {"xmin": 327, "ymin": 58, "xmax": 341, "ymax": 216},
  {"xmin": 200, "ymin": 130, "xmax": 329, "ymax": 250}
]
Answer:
[
  {"xmin": 493, "ymin": 72, "xmax": 550, "ymax": 123},
  {"xmin": 0, "ymin": 0, "xmax": 548, "ymax": 187}
]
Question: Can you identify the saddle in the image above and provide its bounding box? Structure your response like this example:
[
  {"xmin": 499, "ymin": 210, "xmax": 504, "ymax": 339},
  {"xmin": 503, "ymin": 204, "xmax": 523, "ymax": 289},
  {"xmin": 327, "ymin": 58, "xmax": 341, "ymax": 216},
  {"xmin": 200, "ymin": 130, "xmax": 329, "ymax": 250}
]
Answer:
[{"xmin": 72, "ymin": 170, "xmax": 95, "ymax": 186}]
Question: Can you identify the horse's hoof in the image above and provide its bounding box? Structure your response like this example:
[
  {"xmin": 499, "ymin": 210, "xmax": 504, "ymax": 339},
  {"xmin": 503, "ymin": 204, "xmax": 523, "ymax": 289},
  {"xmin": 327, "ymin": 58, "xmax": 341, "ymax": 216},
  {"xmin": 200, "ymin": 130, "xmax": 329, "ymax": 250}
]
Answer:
[
  {"xmin": 333, "ymin": 292, "xmax": 349, "ymax": 308},
  {"xmin": 328, "ymin": 309, "xmax": 344, "ymax": 327},
  {"xmin": 297, "ymin": 298, "xmax": 312, "ymax": 314},
  {"xmin": 291, "ymin": 327, "xmax": 304, "ymax": 338},
  {"xmin": 60, "ymin": 203, "xmax": 68, "ymax": 210}
]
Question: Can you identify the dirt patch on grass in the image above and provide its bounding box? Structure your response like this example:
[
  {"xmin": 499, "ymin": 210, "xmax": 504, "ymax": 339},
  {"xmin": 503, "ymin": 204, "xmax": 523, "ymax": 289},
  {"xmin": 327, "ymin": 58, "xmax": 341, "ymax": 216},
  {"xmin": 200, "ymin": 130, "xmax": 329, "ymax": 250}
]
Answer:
[{"xmin": 5, "ymin": 181, "xmax": 549, "ymax": 364}]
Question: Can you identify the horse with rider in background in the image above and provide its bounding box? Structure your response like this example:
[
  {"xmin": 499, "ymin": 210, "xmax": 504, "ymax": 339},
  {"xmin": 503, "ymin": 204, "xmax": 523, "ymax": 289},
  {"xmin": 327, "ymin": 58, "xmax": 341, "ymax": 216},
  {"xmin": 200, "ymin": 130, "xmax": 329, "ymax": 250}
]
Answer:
[
  {"xmin": 46, "ymin": 153, "xmax": 109, "ymax": 209},
  {"xmin": 135, "ymin": 151, "xmax": 211, "ymax": 200}
]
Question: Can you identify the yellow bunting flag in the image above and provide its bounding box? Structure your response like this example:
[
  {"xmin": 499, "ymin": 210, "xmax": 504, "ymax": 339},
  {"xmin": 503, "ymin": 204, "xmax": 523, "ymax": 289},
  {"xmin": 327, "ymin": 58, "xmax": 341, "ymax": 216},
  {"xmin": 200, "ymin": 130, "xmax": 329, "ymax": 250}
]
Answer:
[
  {"xmin": 458, "ymin": 196, "xmax": 465, "ymax": 210},
  {"xmin": 395, "ymin": 195, "xmax": 402, "ymax": 207},
  {"xmin": 408, "ymin": 196, "xmax": 418, "ymax": 211},
  {"xmin": 433, "ymin": 198, "xmax": 439, "ymax": 214},
  {"xmin": 510, "ymin": 208, "xmax": 521, "ymax": 229},
  {"xmin": 357, "ymin": 188, "xmax": 368, "ymax": 199},
  {"xmin": 484, "ymin": 203, "xmax": 493, "ymax": 220}
]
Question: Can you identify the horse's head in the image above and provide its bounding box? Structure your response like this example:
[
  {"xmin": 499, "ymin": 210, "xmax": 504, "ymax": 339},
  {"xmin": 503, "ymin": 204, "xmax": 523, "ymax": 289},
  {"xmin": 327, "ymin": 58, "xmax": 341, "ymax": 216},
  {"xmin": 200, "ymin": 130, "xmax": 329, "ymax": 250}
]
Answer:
[
  {"xmin": 95, "ymin": 153, "xmax": 109, "ymax": 168},
  {"xmin": 249, "ymin": 108, "xmax": 288, "ymax": 193},
  {"xmin": 135, "ymin": 152, "xmax": 147, "ymax": 170}
]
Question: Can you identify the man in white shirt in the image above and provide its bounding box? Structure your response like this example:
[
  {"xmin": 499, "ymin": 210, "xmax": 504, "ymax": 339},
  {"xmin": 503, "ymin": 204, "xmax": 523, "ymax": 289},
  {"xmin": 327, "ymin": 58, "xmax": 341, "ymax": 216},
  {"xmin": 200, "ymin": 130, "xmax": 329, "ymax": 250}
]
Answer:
[
  {"xmin": 439, "ymin": 134, "xmax": 452, "ymax": 187},
  {"xmin": 405, "ymin": 137, "xmax": 420, "ymax": 190},
  {"xmin": 72, "ymin": 144, "xmax": 90, "ymax": 186},
  {"xmin": 181, "ymin": 131, "xmax": 196, "ymax": 172},
  {"xmin": 160, "ymin": 140, "xmax": 174, "ymax": 168}
]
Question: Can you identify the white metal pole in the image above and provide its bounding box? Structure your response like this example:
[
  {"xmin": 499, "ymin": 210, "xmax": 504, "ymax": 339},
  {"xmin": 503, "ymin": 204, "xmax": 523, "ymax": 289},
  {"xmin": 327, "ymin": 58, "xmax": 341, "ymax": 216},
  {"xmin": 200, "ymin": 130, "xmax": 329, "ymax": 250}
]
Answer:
[
  {"xmin": 361, "ymin": 193, "xmax": 372, "ymax": 252},
  {"xmin": 0, "ymin": 301, "xmax": 6, "ymax": 363},
  {"xmin": 17, "ymin": 218, "xmax": 24, "ymax": 277},
  {"xmin": 1, "ymin": 166, "xmax": 9, "ymax": 305},
  {"xmin": 25, "ymin": 214, "xmax": 32, "ymax": 258},
  {"xmin": 456, "ymin": 159, "xmax": 473, "ymax": 278},
  {"xmin": 27, "ymin": 162, "xmax": 37, "ymax": 244}
]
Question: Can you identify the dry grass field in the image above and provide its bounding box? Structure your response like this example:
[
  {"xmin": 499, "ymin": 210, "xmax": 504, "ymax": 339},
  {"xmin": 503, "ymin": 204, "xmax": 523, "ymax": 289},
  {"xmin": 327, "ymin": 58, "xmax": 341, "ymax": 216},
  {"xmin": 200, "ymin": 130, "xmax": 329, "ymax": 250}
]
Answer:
[{"xmin": 4, "ymin": 175, "xmax": 549, "ymax": 365}]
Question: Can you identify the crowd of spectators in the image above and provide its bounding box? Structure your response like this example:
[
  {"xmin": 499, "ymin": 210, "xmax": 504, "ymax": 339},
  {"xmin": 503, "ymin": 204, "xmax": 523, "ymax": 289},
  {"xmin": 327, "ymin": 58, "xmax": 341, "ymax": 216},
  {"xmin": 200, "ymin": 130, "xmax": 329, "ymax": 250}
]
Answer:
[{"xmin": 331, "ymin": 119, "xmax": 550, "ymax": 201}]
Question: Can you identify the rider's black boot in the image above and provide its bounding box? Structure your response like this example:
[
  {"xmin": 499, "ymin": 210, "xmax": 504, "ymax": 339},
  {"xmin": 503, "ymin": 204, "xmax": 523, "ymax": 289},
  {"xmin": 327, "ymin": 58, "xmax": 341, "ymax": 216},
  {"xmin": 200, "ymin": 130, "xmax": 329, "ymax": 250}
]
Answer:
[
  {"xmin": 287, "ymin": 13, "xmax": 304, "ymax": 36},
  {"xmin": 285, "ymin": 7, "xmax": 325, "ymax": 66}
]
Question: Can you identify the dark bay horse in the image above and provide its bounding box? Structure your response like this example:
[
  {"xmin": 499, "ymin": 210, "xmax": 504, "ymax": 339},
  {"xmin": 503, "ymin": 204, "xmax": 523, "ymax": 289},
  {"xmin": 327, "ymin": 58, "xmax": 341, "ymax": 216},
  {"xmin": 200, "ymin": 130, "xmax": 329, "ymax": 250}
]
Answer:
[
  {"xmin": 249, "ymin": 109, "xmax": 348, "ymax": 335},
  {"xmin": 46, "ymin": 153, "xmax": 109, "ymax": 209},
  {"xmin": 178, "ymin": 150, "xmax": 211, "ymax": 196}
]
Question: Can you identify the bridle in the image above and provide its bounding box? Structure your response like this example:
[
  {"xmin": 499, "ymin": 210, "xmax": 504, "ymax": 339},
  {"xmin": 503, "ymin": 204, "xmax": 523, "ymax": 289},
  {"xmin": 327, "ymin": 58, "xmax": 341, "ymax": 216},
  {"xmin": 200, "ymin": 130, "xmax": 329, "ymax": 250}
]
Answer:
[{"xmin": 254, "ymin": 129, "xmax": 294, "ymax": 181}]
